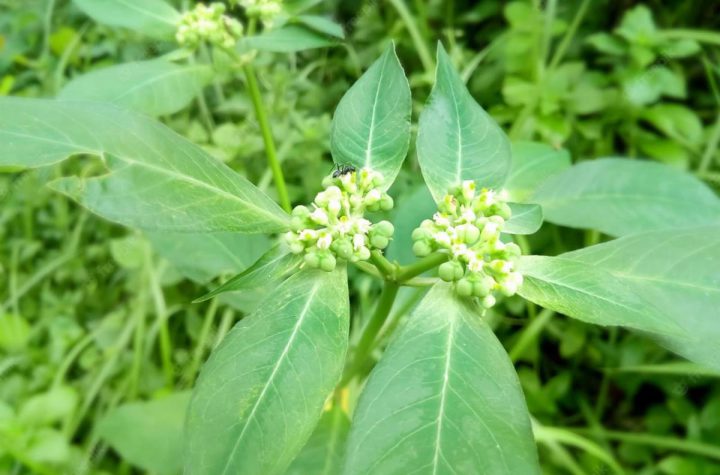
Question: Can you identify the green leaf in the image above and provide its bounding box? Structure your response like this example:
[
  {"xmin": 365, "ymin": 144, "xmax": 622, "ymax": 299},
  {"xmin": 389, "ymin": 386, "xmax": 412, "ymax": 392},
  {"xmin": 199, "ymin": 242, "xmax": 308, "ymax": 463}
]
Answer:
[
  {"xmin": 72, "ymin": 0, "xmax": 180, "ymax": 38},
  {"xmin": 418, "ymin": 43, "xmax": 512, "ymax": 202},
  {"xmin": 517, "ymin": 255, "xmax": 683, "ymax": 336},
  {"xmin": 185, "ymin": 267, "xmax": 350, "ymax": 475},
  {"xmin": 640, "ymin": 104, "xmax": 703, "ymax": 146},
  {"xmin": 58, "ymin": 59, "xmax": 211, "ymax": 116},
  {"xmin": 194, "ymin": 243, "xmax": 303, "ymax": 302},
  {"xmin": 97, "ymin": 392, "xmax": 190, "ymax": 475},
  {"xmin": 296, "ymin": 14, "xmax": 344, "ymax": 39},
  {"xmin": 343, "ymin": 284, "xmax": 539, "ymax": 475},
  {"xmin": 563, "ymin": 227, "xmax": 720, "ymax": 370},
  {"xmin": 0, "ymin": 98, "xmax": 288, "ymax": 233},
  {"xmin": 241, "ymin": 25, "xmax": 335, "ymax": 53},
  {"xmin": 505, "ymin": 141, "xmax": 571, "ymax": 202},
  {"xmin": 285, "ymin": 405, "xmax": 350, "ymax": 475},
  {"xmin": 505, "ymin": 202, "xmax": 543, "ymax": 235},
  {"xmin": 386, "ymin": 185, "xmax": 437, "ymax": 265},
  {"xmin": 330, "ymin": 44, "xmax": 411, "ymax": 187},
  {"xmin": 532, "ymin": 158, "xmax": 720, "ymax": 237},
  {"xmin": 146, "ymin": 232, "xmax": 270, "ymax": 284}
]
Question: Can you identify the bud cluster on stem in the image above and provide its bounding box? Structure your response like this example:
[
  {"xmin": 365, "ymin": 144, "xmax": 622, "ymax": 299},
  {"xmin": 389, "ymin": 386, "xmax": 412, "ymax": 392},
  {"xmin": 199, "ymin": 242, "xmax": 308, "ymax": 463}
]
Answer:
[
  {"xmin": 234, "ymin": 0, "xmax": 283, "ymax": 25},
  {"xmin": 176, "ymin": 3, "xmax": 243, "ymax": 50},
  {"xmin": 412, "ymin": 181, "xmax": 523, "ymax": 308},
  {"xmin": 284, "ymin": 168, "xmax": 395, "ymax": 272}
]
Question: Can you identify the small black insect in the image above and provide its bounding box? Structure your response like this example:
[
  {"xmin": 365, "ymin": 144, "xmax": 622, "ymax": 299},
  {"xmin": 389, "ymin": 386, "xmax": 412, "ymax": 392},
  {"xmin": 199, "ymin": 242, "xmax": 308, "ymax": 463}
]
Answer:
[{"xmin": 332, "ymin": 164, "xmax": 357, "ymax": 178}]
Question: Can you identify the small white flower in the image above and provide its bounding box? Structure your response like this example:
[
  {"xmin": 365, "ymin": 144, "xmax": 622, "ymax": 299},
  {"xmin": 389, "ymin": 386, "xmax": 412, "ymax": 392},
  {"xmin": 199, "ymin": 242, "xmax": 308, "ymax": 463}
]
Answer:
[
  {"xmin": 336, "ymin": 217, "xmax": 353, "ymax": 234},
  {"xmin": 433, "ymin": 212, "xmax": 451, "ymax": 228},
  {"xmin": 327, "ymin": 199, "xmax": 342, "ymax": 216},
  {"xmin": 353, "ymin": 234, "xmax": 366, "ymax": 250},
  {"xmin": 299, "ymin": 229, "xmax": 318, "ymax": 241},
  {"xmin": 310, "ymin": 208, "xmax": 329, "ymax": 225},
  {"xmin": 355, "ymin": 218, "xmax": 372, "ymax": 234},
  {"xmin": 461, "ymin": 180, "xmax": 476, "ymax": 200},
  {"xmin": 467, "ymin": 255, "xmax": 484, "ymax": 272},
  {"xmin": 434, "ymin": 231, "xmax": 451, "ymax": 247},
  {"xmin": 316, "ymin": 232, "xmax": 332, "ymax": 249},
  {"xmin": 451, "ymin": 242, "xmax": 469, "ymax": 259},
  {"xmin": 459, "ymin": 206, "xmax": 476, "ymax": 223},
  {"xmin": 481, "ymin": 222, "xmax": 499, "ymax": 241},
  {"xmin": 365, "ymin": 188, "xmax": 382, "ymax": 205}
]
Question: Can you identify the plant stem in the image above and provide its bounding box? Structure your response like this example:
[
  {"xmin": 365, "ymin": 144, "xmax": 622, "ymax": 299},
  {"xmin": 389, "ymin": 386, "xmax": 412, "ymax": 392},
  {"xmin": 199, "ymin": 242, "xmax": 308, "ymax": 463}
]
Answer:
[
  {"xmin": 185, "ymin": 297, "xmax": 219, "ymax": 385},
  {"xmin": 659, "ymin": 29, "xmax": 720, "ymax": 46},
  {"xmin": 509, "ymin": 308, "xmax": 555, "ymax": 362},
  {"xmin": 387, "ymin": 0, "xmax": 434, "ymax": 75},
  {"xmin": 243, "ymin": 63, "xmax": 291, "ymax": 212},
  {"xmin": 341, "ymin": 281, "xmax": 399, "ymax": 385},
  {"xmin": 571, "ymin": 428, "xmax": 720, "ymax": 461},
  {"xmin": 147, "ymin": 257, "xmax": 173, "ymax": 389},
  {"xmin": 699, "ymin": 112, "xmax": 720, "ymax": 173},
  {"xmin": 395, "ymin": 252, "xmax": 447, "ymax": 282},
  {"xmin": 369, "ymin": 250, "xmax": 397, "ymax": 279}
]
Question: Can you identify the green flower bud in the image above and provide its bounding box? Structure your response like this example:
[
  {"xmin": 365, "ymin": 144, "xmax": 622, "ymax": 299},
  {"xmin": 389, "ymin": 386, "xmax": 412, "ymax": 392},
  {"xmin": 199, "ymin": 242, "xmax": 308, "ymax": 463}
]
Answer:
[
  {"xmin": 370, "ymin": 234, "xmax": 389, "ymax": 249},
  {"xmin": 455, "ymin": 278, "xmax": 473, "ymax": 297},
  {"xmin": 411, "ymin": 227, "xmax": 432, "ymax": 241},
  {"xmin": 319, "ymin": 253, "xmax": 336, "ymax": 272},
  {"xmin": 379, "ymin": 195, "xmax": 394, "ymax": 211},
  {"xmin": 372, "ymin": 220, "xmax": 394, "ymax": 237},
  {"xmin": 472, "ymin": 275, "xmax": 495, "ymax": 297},
  {"xmin": 332, "ymin": 239, "xmax": 353, "ymax": 260},
  {"xmin": 438, "ymin": 261, "xmax": 463, "ymax": 282},
  {"xmin": 355, "ymin": 246, "xmax": 371, "ymax": 261},
  {"xmin": 482, "ymin": 294, "xmax": 496, "ymax": 309},
  {"xmin": 413, "ymin": 240, "xmax": 432, "ymax": 257},
  {"xmin": 304, "ymin": 252, "xmax": 320, "ymax": 268}
]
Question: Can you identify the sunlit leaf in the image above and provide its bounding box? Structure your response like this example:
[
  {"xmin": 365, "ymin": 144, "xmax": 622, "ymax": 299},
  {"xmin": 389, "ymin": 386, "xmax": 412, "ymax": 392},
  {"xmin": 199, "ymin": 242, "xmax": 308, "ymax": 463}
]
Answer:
[
  {"xmin": 185, "ymin": 267, "xmax": 350, "ymax": 475},
  {"xmin": 72, "ymin": 0, "xmax": 180, "ymax": 38},
  {"xmin": 0, "ymin": 99, "xmax": 289, "ymax": 234},
  {"xmin": 344, "ymin": 284, "xmax": 539, "ymax": 474},
  {"xmin": 506, "ymin": 202, "xmax": 543, "ymax": 235},
  {"xmin": 533, "ymin": 159, "xmax": 720, "ymax": 236},
  {"xmin": 418, "ymin": 43, "xmax": 512, "ymax": 202},
  {"xmin": 330, "ymin": 43, "xmax": 411, "ymax": 187},
  {"xmin": 563, "ymin": 227, "xmax": 720, "ymax": 370},
  {"xmin": 59, "ymin": 59, "xmax": 211, "ymax": 116}
]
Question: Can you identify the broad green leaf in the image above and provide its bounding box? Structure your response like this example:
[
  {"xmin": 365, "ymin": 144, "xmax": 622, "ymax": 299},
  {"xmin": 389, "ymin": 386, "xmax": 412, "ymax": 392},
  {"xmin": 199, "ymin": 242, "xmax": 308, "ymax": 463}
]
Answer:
[
  {"xmin": 506, "ymin": 202, "xmax": 543, "ymax": 235},
  {"xmin": 185, "ymin": 267, "xmax": 350, "ymax": 475},
  {"xmin": 517, "ymin": 255, "xmax": 683, "ymax": 336},
  {"xmin": 72, "ymin": 0, "xmax": 180, "ymax": 38},
  {"xmin": 505, "ymin": 141, "xmax": 571, "ymax": 202},
  {"xmin": 0, "ymin": 99, "xmax": 288, "ymax": 233},
  {"xmin": 285, "ymin": 405, "xmax": 350, "ymax": 475},
  {"xmin": 418, "ymin": 43, "xmax": 512, "ymax": 202},
  {"xmin": 58, "ymin": 59, "xmax": 211, "ymax": 116},
  {"xmin": 386, "ymin": 185, "xmax": 437, "ymax": 265},
  {"xmin": 97, "ymin": 392, "xmax": 190, "ymax": 475},
  {"xmin": 146, "ymin": 232, "xmax": 270, "ymax": 284},
  {"xmin": 242, "ymin": 25, "xmax": 335, "ymax": 52},
  {"xmin": 296, "ymin": 14, "xmax": 345, "ymax": 39},
  {"xmin": 194, "ymin": 243, "xmax": 302, "ymax": 302},
  {"xmin": 344, "ymin": 284, "xmax": 539, "ymax": 475},
  {"xmin": 532, "ymin": 158, "xmax": 720, "ymax": 237},
  {"xmin": 563, "ymin": 227, "xmax": 720, "ymax": 370},
  {"xmin": 330, "ymin": 44, "xmax": 411, "ymax": 187}
]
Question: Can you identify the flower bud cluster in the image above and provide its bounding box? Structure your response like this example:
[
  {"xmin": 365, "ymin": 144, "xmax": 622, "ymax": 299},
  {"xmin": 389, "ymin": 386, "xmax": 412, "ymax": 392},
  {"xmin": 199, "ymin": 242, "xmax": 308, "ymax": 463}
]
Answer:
[
  {"xmin": 176, "ymin": 3, "xmax": 243, "ymax": 50},
  {"xmin": 235, "ymin": 0, "xmax": 283, "ymax": 24},
  {"xmin": 412, "ymin": 181, "xmax": 523, "ymax": 308},
  {"xmin": 284, "ymin": 168, "xmax": 395, "ymax": 272}
]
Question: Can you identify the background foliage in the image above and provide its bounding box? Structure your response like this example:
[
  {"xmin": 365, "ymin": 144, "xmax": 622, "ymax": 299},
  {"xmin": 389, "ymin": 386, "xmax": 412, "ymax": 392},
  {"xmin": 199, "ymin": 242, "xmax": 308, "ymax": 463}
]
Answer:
[{"xmin": 1, "ymin": 0, "xmax": 720, "ymax": 473}]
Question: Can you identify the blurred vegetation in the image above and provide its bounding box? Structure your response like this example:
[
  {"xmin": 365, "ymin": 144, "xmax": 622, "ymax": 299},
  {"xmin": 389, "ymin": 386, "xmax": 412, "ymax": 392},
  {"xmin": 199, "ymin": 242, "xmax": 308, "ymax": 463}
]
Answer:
[{"xmin": 1, "ymin": 0, "xmax": 719, "ymax": 473}]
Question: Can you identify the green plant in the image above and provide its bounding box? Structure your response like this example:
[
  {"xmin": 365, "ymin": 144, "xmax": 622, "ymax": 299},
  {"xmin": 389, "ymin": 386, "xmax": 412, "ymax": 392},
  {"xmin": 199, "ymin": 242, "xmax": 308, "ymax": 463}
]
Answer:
[{"xmin": 2, "ymin": 28, "xmax": 720, "ymax": 473}]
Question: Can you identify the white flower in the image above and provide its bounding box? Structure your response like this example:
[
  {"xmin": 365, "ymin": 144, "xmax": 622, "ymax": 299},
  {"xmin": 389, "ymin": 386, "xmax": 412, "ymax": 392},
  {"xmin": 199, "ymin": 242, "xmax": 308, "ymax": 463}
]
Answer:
[
  {"xmin": 310, "ymin": 208, "xmax": 329, "ymax": 225},
  {"xmin": 467, "ymin": 255, "xmax": 484, "ymax": 273},
  {"xmin": 481, "ymin": 222, "xmax": 499, "ymax": 241},
  {"xmin": 451, "ymin": 243, "xmax": 469, "ymax": 259},
  {"xmin": 353, "ymin": 234, "xmax": 366, "ymax": 250},
  {"xmin": 327, "ymin": 199, "xmax": 342, "ymax": 216},
  {"xmin": 299, "ymin": 229, "xmax": 318, "ymax": 241},
  {"xmin": 433, "ymin": 212, "xmax": 452, "ymax": 228},
  {"xmin": 316, "ymin": 232, "xmax": 332, "ymax": 249},
  {"xmin": 336, "ymin": 217, "xmax": 353, "ymax": 234},
  {"xmin": 434, "ymin": 231, "xmax": 451, "ymax": 247},
  {"xmin": 355, "ymin": 218, "xmax": 372, "ymax": 234},
  {"xmin": 365, "ymin": 188, "xmax": 382, "ymax": 205},
  {"xmin": 461, "ymin": 180, "xmax": 476, "ymax": 200},
  {"xmin": 458, "ymin": 206, "xmax": 476, "ymax": 223}
]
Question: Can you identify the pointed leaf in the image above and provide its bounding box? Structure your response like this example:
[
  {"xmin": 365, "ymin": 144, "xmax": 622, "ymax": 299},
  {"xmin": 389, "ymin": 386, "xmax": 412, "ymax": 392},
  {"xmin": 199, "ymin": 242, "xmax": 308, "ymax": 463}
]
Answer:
[
  {"xmin": 241, "ymin": 25, "xmax": 335, "ymax": 52},
  {"xmin": 563, "ymin": 227, "xmax": 720, "ymax": 370},
  {"xmin": 330, "ymin": 44, "xmax": 411, "ymax": 187},
  {"xmin": 59, "ymin": 59, "xmax": 211, "ymax": 116},
  {"xmin": 532, "ymin": 158, "xmax": 720, "ymax": 236},
  {"xmin": 72, "ymin": 0, "xmax": 180, "ymax": 38},
  {"xmin": 185, "ymin": 267, "xmax": 350, "ymax": 475},
  {"xmin": 0, "ymin": 99, "xmax": 288, "ymax": 233},
  {"xmin": 418, "ymin": 43, "xmax": 512, "ymax": 202},
  {"xmin": 194, "ymin": 243, "xmax": 302, "ymax": 302},
  {"xmin": 296, "ymin": 15, "xmax": 345, "ymax": 39},
  {"xmin": 344, "ymin": 284, "xmax": 539, "ymax": 475},
  {"xmin": 517, "ymin": 255, "xmax": 684, "ymax": 336},
  {"xmin": 505, "ymin": 141, "xmax": 571, "ymax": 202},
  {"xmin": 286, "ymin": 405, "xmax": 350, "ymax": 475},
  {"xmin": 505, "ymin": 203, "xmax": 543, "ymax": 235}
]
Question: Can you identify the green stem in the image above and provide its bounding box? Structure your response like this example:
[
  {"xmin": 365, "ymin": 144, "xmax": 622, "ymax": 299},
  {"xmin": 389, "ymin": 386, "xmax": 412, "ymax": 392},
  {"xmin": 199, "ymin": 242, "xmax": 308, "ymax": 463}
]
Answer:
[
  {"xmin": 341, "ymin": 281, "xmax": 399, "ymax": 385},
  {"xmin": 369, "ymin": 250, "xmax": 397, "ymax": 279},
  {"xmin": 509, "ymin": 308, "xmax": 555, "ymax": 362},
  {"xmin": 387, "ymin": 0, "xmax": 434, "ymax": 74},
  {"xmin": 243, "ymin": 63, "xmax": 291, "ymax": 212},
  {"xmin": 548, "ymin": 0, "xmax": 590, "ymax": 70},
  {"xmin": 699, "ymin": 112, "xmax": 720, "ymax": 173},
  {"xmin": 185, "ymin": 298, "xmax": 219, "ymax": 385},
  {"xmin": 571, "ymin": 428, "xmax": 720, "ymax": 461},
  {"xmin": 147, "ymin": 257, "xmax": 173, "ymax": 389},
  {"xmin": 396, "ymin": 253, "xmax": 447, "ymax": 282}
]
